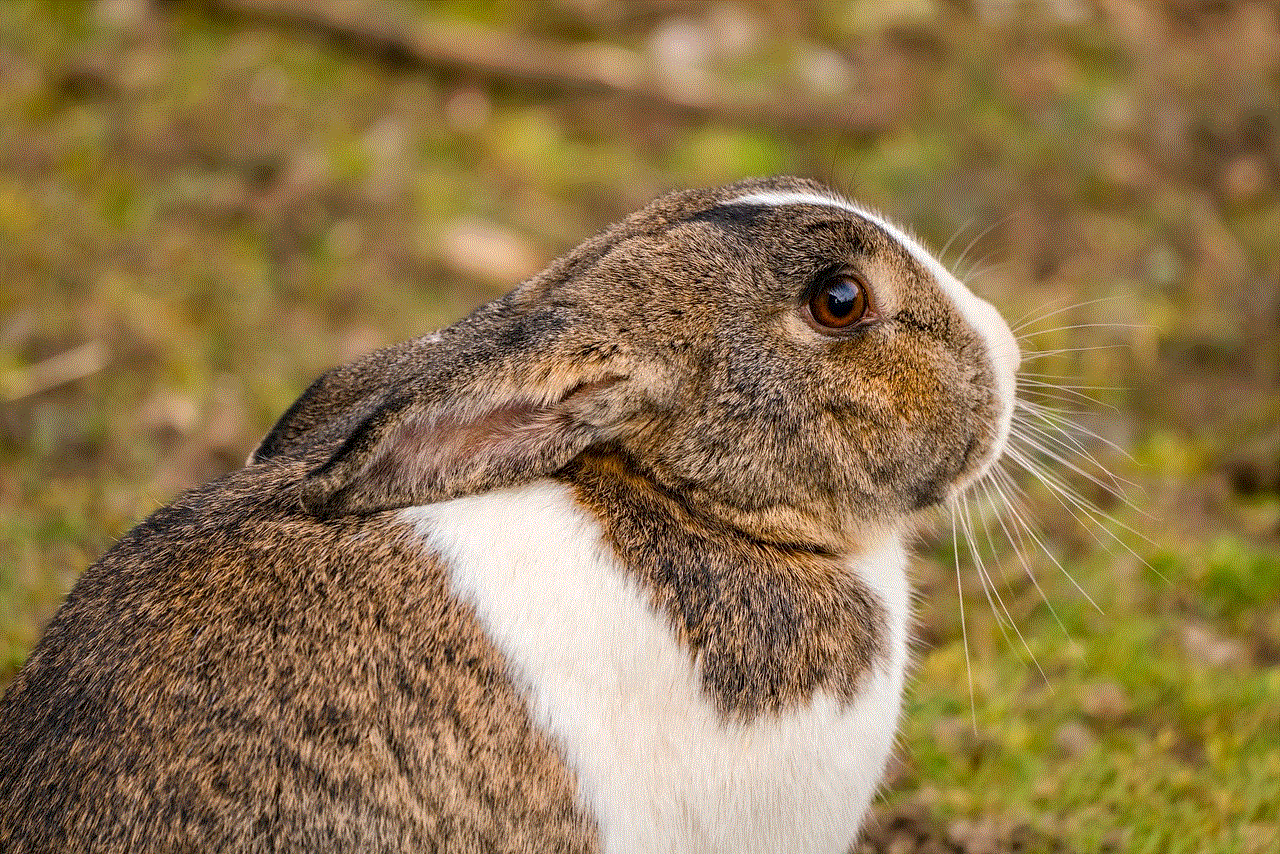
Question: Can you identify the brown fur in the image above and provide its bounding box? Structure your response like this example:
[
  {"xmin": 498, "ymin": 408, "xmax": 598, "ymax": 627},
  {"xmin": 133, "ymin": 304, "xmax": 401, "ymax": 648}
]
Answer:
[
  {"xmin": 0, "ymin": 457, "xmax": 595, "ymax": 853},
  {"xmin": 561, "ymin": 448, "xmax": 886, "ymax": 719}
]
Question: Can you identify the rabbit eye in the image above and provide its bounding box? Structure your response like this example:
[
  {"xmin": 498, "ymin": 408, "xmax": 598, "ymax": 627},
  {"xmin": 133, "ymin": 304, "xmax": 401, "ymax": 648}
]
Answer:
[{"xmin": 807, "ymin": 271, "xmax": 874, "ymax": 331}]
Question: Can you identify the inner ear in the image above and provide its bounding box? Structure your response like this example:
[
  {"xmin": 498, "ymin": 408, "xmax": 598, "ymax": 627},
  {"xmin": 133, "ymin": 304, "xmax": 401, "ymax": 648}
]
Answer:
[
  {"xmin": 299, "ymin": 376, "xmax": 629, "ymax": 517},
  {"xmin": 377, "ymin": 384, "xmax": 609, "ymax": 488}
]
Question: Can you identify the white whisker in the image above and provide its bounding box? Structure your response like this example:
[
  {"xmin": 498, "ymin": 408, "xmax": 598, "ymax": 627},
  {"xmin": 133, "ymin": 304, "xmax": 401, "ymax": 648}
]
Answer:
[
  {"xmin": 1011, "ymin": 295, "xmax": 1126, "ymax": 333},
  {"xmin": 986, "ymin": 458, "xmax": 1105, "ymax": 614},
  {"xmin": 1017, "ymin": 378, "xmax": 1125, "ymax": 392},
  {"xmin": 1004, "ymin": 446, "xmax": 1161, "ymax": 581},
  {"xmin": 960, "ymin": 254, "xmax": 1007, "ymax": 286},
  {"xmin": 938, "ymin": 217, "xmax": 975, "ymax": 262},
  {"xmin": 949, "ymin": 501, "xmax": 978, "ymax": 731},
  {"xmin": 954, "ymin": 213, "xmax": 1014, "ymax": 276},
  {"xmin": 1007, "ymin": 453, "xmax": 1143, "ymax": 574},
  {"xmin": 1010, "ymin": 417, "xmax": 1138, "ymax": 494},
  {"xmin": 984, "ymin": 471, "xmax": 1069, "ymax": 643},
  {"xmin": 1016, "ymin": 370, "xmax": 1113, "ymax": 380},
  {"xmin": 1009, "ymin": 423, "xmax": 1143, "ymax": 505},
  {"xmin": 1017, "ymin": 322, "xmax": 1146, "ymax": 341},
  {"xmin": 1016, "ymin": 399, "xmax": 1139, "ymax": 464},
  {"xmin": 1017, "ymin": 384, "xmax": 1120, "ymax": 414},
  {"xmin": 1020, "ymin": 344, "xmax": 1132, "ymax": 360},
  {"xmin": 962, "ymin": 489, "xmax": 1048, "ymax": 684}
]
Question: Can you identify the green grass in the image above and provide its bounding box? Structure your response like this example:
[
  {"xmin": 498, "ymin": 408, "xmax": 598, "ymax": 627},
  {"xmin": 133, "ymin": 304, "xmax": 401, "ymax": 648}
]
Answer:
[
  {"xmin": 901, "ymin": 523, "xmax": 1280, "ymax": 851},
  {"xmin": 1, "ymin": 2, "xmax": 1277, "ymax": 850}
]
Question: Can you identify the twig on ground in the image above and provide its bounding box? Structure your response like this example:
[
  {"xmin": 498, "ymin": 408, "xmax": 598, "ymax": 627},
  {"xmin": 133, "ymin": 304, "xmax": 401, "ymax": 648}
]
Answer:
[
  {"xmin": 178, "ymin": 0, "xmax": 892, "ymax": 138},
  {"xmin": 2, "ymin": 342, "xmax": 109, "ymax": 402}
]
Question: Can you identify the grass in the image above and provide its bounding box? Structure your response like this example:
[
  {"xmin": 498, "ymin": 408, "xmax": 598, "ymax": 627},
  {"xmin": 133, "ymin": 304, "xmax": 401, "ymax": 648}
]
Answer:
[{"xmin": 1, "ymin": 1, "xmax": 1277, "ymax": 850}]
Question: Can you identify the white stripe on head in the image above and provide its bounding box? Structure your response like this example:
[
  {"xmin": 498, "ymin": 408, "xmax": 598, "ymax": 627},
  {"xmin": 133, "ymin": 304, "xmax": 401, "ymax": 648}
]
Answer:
[{"xmin": 729, "ymin": 189, "xmax": 1019, "ymax": 481}]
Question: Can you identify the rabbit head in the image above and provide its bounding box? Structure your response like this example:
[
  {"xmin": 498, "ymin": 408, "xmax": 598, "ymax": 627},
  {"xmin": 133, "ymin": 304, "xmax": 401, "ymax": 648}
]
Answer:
[{"xmin": 256, "ymin": 176, "xmax": 1018, "ymax": 552}]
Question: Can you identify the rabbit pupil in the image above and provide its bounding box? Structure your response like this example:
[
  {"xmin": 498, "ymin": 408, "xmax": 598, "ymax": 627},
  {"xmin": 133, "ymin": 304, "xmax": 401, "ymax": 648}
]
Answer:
[{"xmin": 826, "ymin": 282, "xmax": 858, "ymax": 317}]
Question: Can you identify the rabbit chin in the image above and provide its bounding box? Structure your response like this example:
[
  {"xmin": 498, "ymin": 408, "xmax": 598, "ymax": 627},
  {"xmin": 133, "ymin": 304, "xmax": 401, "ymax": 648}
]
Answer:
[{"xmin": 402, "ymin": 480, "xmax": 909, "ymax": 854}]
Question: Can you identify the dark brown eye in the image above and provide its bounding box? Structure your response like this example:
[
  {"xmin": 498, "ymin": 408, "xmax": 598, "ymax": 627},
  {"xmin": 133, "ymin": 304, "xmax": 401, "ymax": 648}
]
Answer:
[{"xmin": 808, "ymin": 272, "xmax": 872, "ymax": 330}]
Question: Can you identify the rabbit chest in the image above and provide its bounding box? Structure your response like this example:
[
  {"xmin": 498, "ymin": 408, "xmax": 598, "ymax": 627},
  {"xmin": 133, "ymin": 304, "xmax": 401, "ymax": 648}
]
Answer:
[{"xmin": 404, "ymin": 478, "xmax": 909, "ymax": 854}]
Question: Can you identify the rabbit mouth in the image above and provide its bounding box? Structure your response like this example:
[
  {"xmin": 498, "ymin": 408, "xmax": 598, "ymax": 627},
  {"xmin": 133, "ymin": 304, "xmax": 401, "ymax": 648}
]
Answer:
[
  {"xmin": 947, "ymin": 381, "xmax": 1017, "ymax": 503},
  {"xmin": 953, "ymin": 429, "xmax": 999, "ymax": 498},
  {"xmin": 908, "ymin": 426, "xmax": 993, "ymax": 512}
]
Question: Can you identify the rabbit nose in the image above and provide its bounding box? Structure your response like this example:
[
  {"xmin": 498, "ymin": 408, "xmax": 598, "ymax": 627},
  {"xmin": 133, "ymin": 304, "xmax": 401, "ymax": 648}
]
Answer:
[
  {"xmin": 985, "ymin": 300, "xmax": 1020, "ymax": 373},
  {"xmin": 968, "ymin": 296, "xmax": 1020, "ymax": 386}
]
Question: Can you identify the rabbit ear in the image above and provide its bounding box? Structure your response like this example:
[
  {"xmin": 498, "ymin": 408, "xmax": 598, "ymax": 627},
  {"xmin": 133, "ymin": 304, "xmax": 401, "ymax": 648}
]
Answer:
[
  {"xmin": 248, "ymin": 363, "xmax": 395, "ymax": 466},
  {"xmin": 250, "ymin": 301, "xmax": 522, "ymax": 466},
  {"xmin": 295, "ymin": 309, "xmax": 654, "ymax": 517}
]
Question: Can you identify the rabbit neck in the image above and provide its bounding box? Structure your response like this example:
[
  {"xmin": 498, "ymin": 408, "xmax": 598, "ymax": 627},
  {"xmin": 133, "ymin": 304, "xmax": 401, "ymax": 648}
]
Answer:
[
  {"xmin": 559, "ymin": 449, "xmax": 901, "ymax": 718},
  {"xmin": 607, "ymin": 439, "xmax": 898, "ymax": 555}
]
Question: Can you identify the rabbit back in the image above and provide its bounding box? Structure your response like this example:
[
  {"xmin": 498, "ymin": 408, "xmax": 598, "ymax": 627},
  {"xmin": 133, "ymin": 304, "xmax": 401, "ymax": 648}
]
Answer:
[{"xmin": 0, "ymin": 459, "xmax": 595, "ymax": 853}]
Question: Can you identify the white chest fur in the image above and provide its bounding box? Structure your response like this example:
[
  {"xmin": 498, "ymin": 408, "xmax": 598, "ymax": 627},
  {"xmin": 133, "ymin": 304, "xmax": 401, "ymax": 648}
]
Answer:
[{"xmin": 402, "ymin": 481, "xmax": 909, "ymax": 854}]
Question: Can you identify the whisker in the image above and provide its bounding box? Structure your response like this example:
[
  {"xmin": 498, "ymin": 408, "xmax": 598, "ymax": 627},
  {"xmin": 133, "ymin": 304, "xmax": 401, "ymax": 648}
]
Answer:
[
  {"xmin": 979, "ymin": 489, "xmax": 1053, "ymax": 685},
  {"xmin": 954, "ymin": 213, "xmax": 1015, "ymax": 274},
  {"xmin": 960, "ymin": 253, "xmax": 1008, "ymax": 286},
  {"xmin": 984, "ymin": 471, "xmax": 1070, "ymax": 642},
  {"xmin": 1017, "ymin": 384, "xmax": 1120, "ymax": 414},
  {"xmin": 1004, "ymin": 446, "xmax": 1161, "ymax": 580},
  {"xmin": 988, "ymin": 462, "xmax": 1105, "ymax": 614},
  {"xmin": 949, "ymin": 501, "xmax": 978, "ymax": 731},
  {"xmin": 1009, "ymin": 424, "xmax": 1144, "ymax": 505},
  {"xmin": 1010, "ymin": 296, "xmax": 1072, "ymax": 332},
  {"xmin": 960, "ymin": 495, "xmax": 1018, "ymax": 647},
  {"xmin": 1010, "ymin": 417, "xmax": 1139, "ymax": 494},
  {"xmin": 1016, "ymin": 399, "xmax": 1139, "ymax": 464},
  {"xmin": 1017, "ymin": 322, "xmax": 1147, "ymax": 341},
  {"xmin": 938, "ymin": 217, "xmax": 975, "ymax": 262},
  {"xmin": 948, "ymin": 295, "xmax": 1159, "ymax": 714},
  {"xmin": 1020, "ymin": 344, "xmax": 1132, "ymax": 360},
  {"xmin": 959, "ymin": 244, "xmax": 1004, "ymax": 275},
  {"xmin": 1006, "ymin": 438, "xmax": 1131, "ymax": 515},
  {"xmin": 1016, "ymin": 370, "xmax": 1112, "ymax": 380},
  {"xmin": 1016, "ymin": 378, "xmax": 1125, "ymax": 393},
  {"xmin": 1011, "ymin": 295, "xmax": 1126, "ymax": 334},
  {"xmin": 1012, "ymin": 408, "xmax": 1137, "ymax": 475},
  {"xmin": 962, "ymin": 489, "xmax": 1049, "ymax": 684},
  {"xmin": 1006, "ymin": 450, "xmax": 1150, "ymax": 580}
]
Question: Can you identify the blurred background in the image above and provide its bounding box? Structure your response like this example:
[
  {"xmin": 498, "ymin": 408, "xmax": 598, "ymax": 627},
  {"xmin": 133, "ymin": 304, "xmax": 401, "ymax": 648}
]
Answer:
[{"xmin": 0, "ymin": 1, "xmax": 1276, "ymax": 851}]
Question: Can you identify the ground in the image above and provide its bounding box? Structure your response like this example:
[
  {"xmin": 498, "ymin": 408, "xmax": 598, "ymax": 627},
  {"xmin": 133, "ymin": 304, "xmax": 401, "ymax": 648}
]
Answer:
[{"xmin": 0, "ymin": 2, "xmax": 1277, "ymax": 851}]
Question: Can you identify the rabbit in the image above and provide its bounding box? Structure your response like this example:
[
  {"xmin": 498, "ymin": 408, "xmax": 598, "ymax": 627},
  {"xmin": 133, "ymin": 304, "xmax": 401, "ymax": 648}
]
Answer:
[{"xmin": 0, "ymin": 176, "xmax": 1019, "ymax": 854}]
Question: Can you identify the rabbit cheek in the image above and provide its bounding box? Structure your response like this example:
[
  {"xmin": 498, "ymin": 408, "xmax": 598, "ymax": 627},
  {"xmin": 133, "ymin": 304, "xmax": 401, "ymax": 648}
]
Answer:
[{"xmin": 838, "ymin": 349, "xmax": 970, "ymax": 512}]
